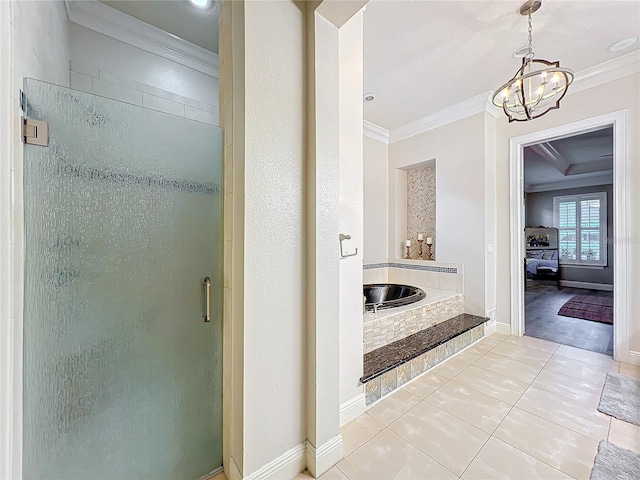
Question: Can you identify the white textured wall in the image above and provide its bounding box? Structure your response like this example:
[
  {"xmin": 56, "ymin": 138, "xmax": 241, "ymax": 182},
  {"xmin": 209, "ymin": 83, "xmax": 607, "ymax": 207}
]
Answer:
[
  {"xmin": 389, "ymin": 113, "xmax": 487, "ymax": 316},
  {"xmin": 484, "ymin": 114, "xmax": 497, "ymax": 320},
  {"xmin": 69, "ymin": 23, "xmax": 219, "ymax": 107},
  {"xmin": 495, "ymin": 73, "xmax": 640, "ymax": 358},
  {"xmin": 338, "ymin": 13, "xmax": 364, "ymax": 409},
  {"xmin": 363, "ymin": 136, "xmax": 388, "ymax": 263},
  {"xmin": 242, "ymin": 0, "xmax": 306, "ymax": 475},
  {"xmin": 13, "ymin": 0, "xmax": 71, "ymax": 88}
]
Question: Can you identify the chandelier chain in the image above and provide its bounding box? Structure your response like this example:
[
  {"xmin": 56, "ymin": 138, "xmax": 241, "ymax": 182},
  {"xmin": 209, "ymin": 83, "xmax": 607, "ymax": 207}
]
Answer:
[{"xmin": 527, "ymin": 11, "xmax": 533, "ymax": 54}]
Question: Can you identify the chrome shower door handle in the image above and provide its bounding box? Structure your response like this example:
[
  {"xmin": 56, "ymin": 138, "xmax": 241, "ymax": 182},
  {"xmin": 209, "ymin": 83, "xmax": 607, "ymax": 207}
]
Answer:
[{"xmin": 203, "ymin": 276, "xmax": 211, "ymax": 323}]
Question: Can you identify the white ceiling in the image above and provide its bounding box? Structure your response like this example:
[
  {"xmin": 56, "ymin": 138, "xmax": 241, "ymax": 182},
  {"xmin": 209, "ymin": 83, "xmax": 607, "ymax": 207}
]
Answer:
[
  {"xmin": 363, "ymin": 0, "xmax": 640, "ymax": 130},
  {"xmin": 99, "ymin": 0, "xmax": 219, "ymax": 53},
  {"xmin": 524, "ymin": 127, "xmax": 613, "ymax": 192}
]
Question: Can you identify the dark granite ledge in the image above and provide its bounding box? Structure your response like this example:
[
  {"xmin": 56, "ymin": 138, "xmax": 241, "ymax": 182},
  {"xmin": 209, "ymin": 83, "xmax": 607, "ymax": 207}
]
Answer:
[{"xmin": 361, "ymin": 313, "xmax": 488, "ymax": 383}]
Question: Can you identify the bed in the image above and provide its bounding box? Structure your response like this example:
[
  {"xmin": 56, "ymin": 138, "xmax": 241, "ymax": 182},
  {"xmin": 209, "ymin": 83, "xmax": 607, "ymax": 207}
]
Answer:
[{"xmin": 525, "ymin": 227, "xmax": 559, "ymax": 282}]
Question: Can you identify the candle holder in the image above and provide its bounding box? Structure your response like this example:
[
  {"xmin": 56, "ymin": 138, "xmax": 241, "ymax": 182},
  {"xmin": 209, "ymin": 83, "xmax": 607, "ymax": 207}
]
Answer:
[
  {"xmin": 426, "ymin": 243, "xmax": 434, "ymax": 261},
  {"xmin": 417, "ymin": 239, "xmax": 424, "ymax": 260},
  {"xmin": 404, "ymin": 245, "xmax": 411, "ymax": 259}
]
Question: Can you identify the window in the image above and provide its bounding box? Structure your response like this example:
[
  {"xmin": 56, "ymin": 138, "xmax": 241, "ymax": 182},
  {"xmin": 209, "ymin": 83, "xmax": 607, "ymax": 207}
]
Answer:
[{"xmin": 553, "ymin": 192, "xmax": 607, "ymax": 266}]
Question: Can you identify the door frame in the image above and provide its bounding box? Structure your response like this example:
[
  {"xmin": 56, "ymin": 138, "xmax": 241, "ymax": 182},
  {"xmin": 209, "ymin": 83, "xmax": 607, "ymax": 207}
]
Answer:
[
  {"xmin": 1, "ymin": 1, "xmax": 21, "ymax": 478},
  {"xmin": 509, "ymin": 110, "xmax": 630, "ymax": 362}
]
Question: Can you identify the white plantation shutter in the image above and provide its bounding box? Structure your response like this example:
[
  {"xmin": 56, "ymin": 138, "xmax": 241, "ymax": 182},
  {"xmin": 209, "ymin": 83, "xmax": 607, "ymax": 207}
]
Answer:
[{"xmin": 553, "ymin": 193, "xmax": 607, "ymax": 266}]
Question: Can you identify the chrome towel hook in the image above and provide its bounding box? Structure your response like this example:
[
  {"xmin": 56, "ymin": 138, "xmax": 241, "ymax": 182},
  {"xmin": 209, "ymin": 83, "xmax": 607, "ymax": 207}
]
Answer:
[{"xmin": 339, "ymin": 233, "xmax": 358, "ymax": 258}]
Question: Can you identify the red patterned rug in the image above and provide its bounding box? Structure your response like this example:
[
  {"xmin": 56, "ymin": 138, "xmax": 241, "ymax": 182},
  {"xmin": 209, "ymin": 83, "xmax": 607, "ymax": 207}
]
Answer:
[{"xmin": 558, "ymin": 295, "xmax": 613, "ymax": 325}]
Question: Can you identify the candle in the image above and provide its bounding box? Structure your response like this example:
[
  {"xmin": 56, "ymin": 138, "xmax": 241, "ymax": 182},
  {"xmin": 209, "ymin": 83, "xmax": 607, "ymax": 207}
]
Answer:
[
  {"xmin": 426, "ymin": 237, "xmax": 433, "ymax": 244},
  {"xmin": 405, "ymin": 240, "xmax": 411, "ymax": 247},
  {"xmin": 417, "ymin": 234, "xmax": 423, "ymax": 241}
]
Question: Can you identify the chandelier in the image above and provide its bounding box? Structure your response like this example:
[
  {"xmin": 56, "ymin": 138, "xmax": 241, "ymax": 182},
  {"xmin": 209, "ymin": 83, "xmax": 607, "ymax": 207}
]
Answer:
[{"xmin": 492, "ymin": 0, "xmax": 574, "ymax": 122}]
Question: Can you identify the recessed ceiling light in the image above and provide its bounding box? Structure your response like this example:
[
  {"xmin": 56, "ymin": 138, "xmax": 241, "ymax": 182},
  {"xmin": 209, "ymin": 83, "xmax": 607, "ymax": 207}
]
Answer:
[
  {"xmin": 609, "ymin": 37, "xmax": 637, "ymax": 52},
  {"xmin": 512, "ymin": 45, "xmax": 534, "ymax": 59},
  {"xmin": 188, "ymin": 0, "xmax": 212, "ymax": 9},
  {"xmin": 363, "ymin": 92, "xmax": 378, "ymax": 103}
]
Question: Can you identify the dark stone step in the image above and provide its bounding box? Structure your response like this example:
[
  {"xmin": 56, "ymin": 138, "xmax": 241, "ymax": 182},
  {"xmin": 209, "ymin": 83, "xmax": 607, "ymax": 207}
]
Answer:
[{"xmin": 361, "ymin": 313, "xmax": 488, "ymax": 383}]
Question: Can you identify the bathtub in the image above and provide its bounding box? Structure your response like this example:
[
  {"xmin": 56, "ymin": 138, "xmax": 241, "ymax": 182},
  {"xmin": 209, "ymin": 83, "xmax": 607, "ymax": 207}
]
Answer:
[{"xmin": 363, "ymin": 283, "xmax": 426, "ymax": 312}]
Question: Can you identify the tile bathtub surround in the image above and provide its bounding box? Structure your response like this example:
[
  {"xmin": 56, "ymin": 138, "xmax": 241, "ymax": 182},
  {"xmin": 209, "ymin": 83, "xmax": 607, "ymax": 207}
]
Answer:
[
  {"xmin": 336, "ymin": 333, "xmax": 640, "ymax": 480},
  {"xmin": 407, "ymin": 164, "xmax": 436, "ymax": 259},
  {"xmin": 363, "ymin": 293, "xmax": 464, "ymax": 353},
  {"xmin": 362, "ymin": 313, "xmax": 486, "ymax": 385}
]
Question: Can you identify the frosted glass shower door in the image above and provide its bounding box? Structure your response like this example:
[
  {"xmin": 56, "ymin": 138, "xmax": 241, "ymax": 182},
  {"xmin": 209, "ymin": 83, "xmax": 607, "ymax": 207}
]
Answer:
[{"xmin": 22, "ymin": 78, "xmax": 222, "ymax": 479}]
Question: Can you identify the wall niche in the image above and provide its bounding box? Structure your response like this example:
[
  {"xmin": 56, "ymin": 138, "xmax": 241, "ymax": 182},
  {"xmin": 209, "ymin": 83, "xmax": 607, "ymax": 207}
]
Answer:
[{"xmin": 407, "ymin": 162, "xmax": 436, "ymax": 259}]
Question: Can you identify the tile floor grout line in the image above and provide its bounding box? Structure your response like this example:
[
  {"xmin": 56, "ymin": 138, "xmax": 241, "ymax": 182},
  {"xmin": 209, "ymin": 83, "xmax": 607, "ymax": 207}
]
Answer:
[
  {"xmin": 550, "ymin": 352, "xmax": 619, "ymax": 371},
  {"xmin": 464, "ymin": 359, "xmax": 537, "ymax": 385},
  {"xmin": 508, "ymin": 402, "xmax": 605, "ymax": 444},
  {"xmin": 536, "ymin": 361, "xmax": 611, "ymax": 387},
  {"xmin": 381, "ymin": 418, "xmax": 460, "ymax": 479},
  {"xmin": 488, "ymin": 345, "xmax": 554, "ymax": 442},
  {"xmin": 527, "ymin": 382, "xmax": 602, "ymax": 408},
  {"xmin": 489, "ymin": 434, "xmax": 575, "ymax": 479},
  {"xmin": 335, "ymin": 463, "xmax": 350, "ymax": 480},
  {"xmin": 458, "ymin": 430, "xmax": 493, "ymax": 479},
  {"xmin": 338, "ymin": 424, "xmax": 387, "ymax": 463},
  {"xmin": 543, "ymin": 362, "xmax": 610, "ymax": 385},
  {"xmin": 483, "ymin": 345, "xmax": 551, "ymax": 369},
  {"xmin": 495, "ymin": 404, "xmax": 601, "ymax": 479}
]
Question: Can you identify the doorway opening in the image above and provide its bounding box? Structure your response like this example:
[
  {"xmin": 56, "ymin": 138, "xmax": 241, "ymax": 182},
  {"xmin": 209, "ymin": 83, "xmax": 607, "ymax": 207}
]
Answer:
[
  {"xmin": 509, "ymin": 111, "xmax": 631, "ymax": 363},
  {"xmin": 523, "ymin": 127, "xmax": 614, "ymax": 355}
]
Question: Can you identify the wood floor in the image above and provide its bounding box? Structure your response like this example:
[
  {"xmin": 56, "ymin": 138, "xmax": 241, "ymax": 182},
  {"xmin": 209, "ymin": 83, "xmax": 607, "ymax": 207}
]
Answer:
[{"xmin": 524, "ymin": 283, "xmax": 614, "ymax": 356}]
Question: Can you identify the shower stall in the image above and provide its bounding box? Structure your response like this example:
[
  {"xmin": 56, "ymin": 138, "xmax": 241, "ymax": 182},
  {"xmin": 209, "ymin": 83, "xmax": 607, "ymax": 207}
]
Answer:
[{"xmin": 22, "ymin": 78, "xmax": 223, "ymax": 478}]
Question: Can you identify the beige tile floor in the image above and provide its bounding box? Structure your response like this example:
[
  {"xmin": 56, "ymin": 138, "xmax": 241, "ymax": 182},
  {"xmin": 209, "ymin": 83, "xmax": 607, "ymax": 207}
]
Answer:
[{"xmin": 296, "ymin": 332, "xmax": 640, "ymax": 480}]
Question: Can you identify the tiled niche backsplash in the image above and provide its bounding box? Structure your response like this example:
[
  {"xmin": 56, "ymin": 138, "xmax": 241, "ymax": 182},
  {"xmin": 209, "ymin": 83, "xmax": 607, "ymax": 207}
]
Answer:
[
  {"xmin": 407, "ymin": 164, "xmax": 436, "ymax": 259},
  {"xmin": 70, "ymin": 67, "xmax": 219, "ymax": 126}
]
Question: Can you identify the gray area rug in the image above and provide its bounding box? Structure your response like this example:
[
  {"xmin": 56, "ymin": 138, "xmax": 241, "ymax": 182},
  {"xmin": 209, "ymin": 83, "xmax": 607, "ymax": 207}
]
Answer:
[
  {"xmin": 598, "ymin": 373, "xmax": 640, "ymax": 426},
  {"xmin": 590, "ymin": 440, "xmax": 640, "ymax": 480}
]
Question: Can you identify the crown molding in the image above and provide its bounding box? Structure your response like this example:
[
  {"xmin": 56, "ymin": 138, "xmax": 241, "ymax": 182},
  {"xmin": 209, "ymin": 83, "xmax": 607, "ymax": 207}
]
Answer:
[
  {"xmin": 570, "ymin": 51, "xmax": 640, "ymax": 95},
  {"xmin": 363, "ymin": 120, "xmax": 390, "ymax": 144},
  {"xmin": 386, "ymin": 51, "xmax": 639, "ymax": 144},
  {"xmin": 64, "ymin": 0, "xmax": 219, "ymax": 78},
  {"xmin": 389, "ymin": 92, "xmax": 493, "ymax": 143}
]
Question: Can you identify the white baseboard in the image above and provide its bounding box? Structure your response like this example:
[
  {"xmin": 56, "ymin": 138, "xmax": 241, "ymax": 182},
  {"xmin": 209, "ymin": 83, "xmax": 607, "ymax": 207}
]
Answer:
[
  {"xmin": 627, "ymin": 351, "xmax": 640, "ymax": 367},
  {"xmin": 305, "ymin": 435, "xmax": 344, "ymax": 478},
  {"xmin": 496, "ymin": 322, "xmax": 511, "ymax": 335},
  {"xmin": 484, "ymin": 318, "xmax": 496, "ymax": 335},
  {"xmin": 340, "ymin": 393, "xmax": 365, "ymax": 426},
  {"xmin": 243, "ymin": 443, "xmax": 306, "ymax": 480},
  {"xmin": 559, "ymin": 280, "xmax": 613, "ymax": 291}
]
